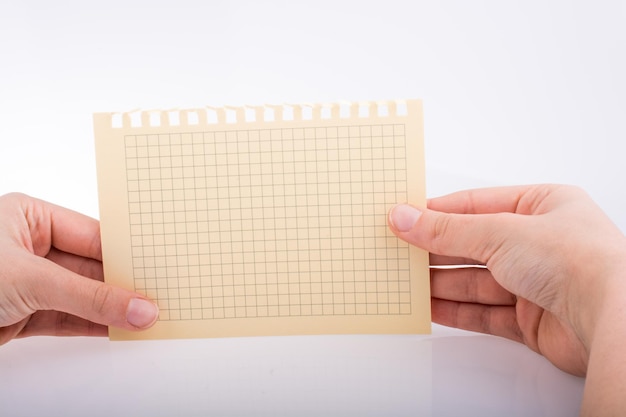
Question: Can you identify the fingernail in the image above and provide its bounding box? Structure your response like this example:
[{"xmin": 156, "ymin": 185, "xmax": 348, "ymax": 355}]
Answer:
[
  {"xmin": 126, "ymin": 298, "xmax": 159, "ymax": 329},
  {"xmin": 390, "ymin": 204, "xmax": 422, "ymax": 232}
]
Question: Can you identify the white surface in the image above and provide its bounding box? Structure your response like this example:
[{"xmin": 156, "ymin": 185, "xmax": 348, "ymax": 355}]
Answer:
[
  {"xmin": 0, "ymin": 327, "xmax": 584, "ymax": 417},
  {"xmin": 2, "ymin": 0, "xmax": 624, "ymax": 415}
]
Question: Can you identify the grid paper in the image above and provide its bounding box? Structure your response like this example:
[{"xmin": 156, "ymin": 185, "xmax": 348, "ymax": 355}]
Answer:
[{"xmin": 95, "ymin": 101, "xmax": 430, "ymax": 340}]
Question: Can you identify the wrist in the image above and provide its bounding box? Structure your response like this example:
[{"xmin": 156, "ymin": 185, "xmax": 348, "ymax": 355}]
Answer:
[
  {"xmin": 570, "ymin": 247, "xmax": 626, "ymax": 353},
  {"xmin": 579, "ymin": 269, "xmax": 626, "ymax": 415}
]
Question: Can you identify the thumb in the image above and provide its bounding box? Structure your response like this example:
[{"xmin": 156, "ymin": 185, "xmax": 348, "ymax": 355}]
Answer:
[
  {"xmin": 26, "ymin": 256, "xmax": 159, "ymax": 331},
  {"xmin": 387, "ymin": 203, "xmax": 509, "ymax": 263}
]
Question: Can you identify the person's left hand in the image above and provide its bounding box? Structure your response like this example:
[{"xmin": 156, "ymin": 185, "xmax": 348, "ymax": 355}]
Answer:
[{"xmin": 0, "ymin": 193, "xmax": 158, "ymax": 345}]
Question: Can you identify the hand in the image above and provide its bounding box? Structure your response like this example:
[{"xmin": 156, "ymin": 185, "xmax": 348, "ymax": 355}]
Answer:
[
  {"xmin": 388, "ymin": 185, "xmax": 626, "ymax": 377},
  {"xmin": 0, "ymin": 193, "xmax": 159, "ymax": 345}
]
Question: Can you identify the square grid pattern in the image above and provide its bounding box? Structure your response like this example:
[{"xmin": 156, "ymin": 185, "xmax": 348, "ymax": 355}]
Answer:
[{"xmin": 125, "ymin": 124, "xmax": 411, "ymax": 320}]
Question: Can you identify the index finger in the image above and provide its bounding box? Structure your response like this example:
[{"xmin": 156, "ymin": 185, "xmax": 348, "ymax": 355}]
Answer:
[
  {"xmin": 427, "ymin": 185, "xmax": 537, "ymax": 215},
  {"xmin": 48, "ymin": 202, "xmax": 102, "ymax": 261},
  {"xmin": 16, "ymin": 194, "xmax": 102, "ymax": 261}
]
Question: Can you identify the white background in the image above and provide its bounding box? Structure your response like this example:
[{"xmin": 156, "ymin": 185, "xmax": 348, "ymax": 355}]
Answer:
[{"xmin": 1, "ymin": 1, "xmax": 624, "ymax": 416}]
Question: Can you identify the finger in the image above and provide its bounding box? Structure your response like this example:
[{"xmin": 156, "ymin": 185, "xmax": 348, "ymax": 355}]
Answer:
[
  {"xmin": 431, "ymin": 267, "xmax": 516, "ymax": 306},
  {"xmin": 20, "ymin": 194, "xmax": 102, "ymax": 260},
  {"xmin": 427, "ymin": 185, "xmax": 538, "ymax": 215},
  {"xmin": 432, "ymin": 298, "xmax": 523, "ymax": 343},
  {"xmin": 48, "ymin": 201, "xmax": 102, "ymax": 260},
  {"xmin": 46, "ymin": 247, "xmax": 104, "ymax": 281},
  {"xmin": 429, "ymin": 253, "xmax": 483, "ymax": 267},
  {"xmin": 388, "ymin": 203, "xmax": 514, "ymax": 262},
  {"xmin": 16, "ymin": 311, "xmax": 108, "ymax": 338},
  {"xmin": 22, "ymin": 254, "xmax": 159, "ymax": 331}
]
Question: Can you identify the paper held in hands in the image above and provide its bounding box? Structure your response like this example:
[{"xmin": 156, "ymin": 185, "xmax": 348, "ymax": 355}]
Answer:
[{"xmin": 94, "ymin": 100, "xmax": 431, "ymax": 340}]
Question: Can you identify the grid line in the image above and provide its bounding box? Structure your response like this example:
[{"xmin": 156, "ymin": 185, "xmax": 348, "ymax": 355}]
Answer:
[{"xmin": 125, "ymin": 124, "xmax": 411, "ymax": 320}]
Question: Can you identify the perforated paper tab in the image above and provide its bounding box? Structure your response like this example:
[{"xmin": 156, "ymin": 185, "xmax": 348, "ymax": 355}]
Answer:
[{"xmin": 94, "ymin": 100, "xmax": 430, "ymax": 340}]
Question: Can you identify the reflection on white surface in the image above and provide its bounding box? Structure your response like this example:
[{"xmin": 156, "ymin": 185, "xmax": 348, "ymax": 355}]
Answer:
[
  {"xmin": 431, "ymin": 334, "xmax": 583, "ymax": 416},
  {"xmin": 0, "ymin": 326, "xmax": 583, "ymax": 417}
]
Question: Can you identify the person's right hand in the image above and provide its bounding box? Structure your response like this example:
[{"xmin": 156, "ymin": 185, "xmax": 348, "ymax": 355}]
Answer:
[
  {"xmin": 388, "ymin": 184, "xmax": 626, "ymax": 380},
  {"xmin": 0, "ymin": 193, "xmax": 159, "ymax": 345}
]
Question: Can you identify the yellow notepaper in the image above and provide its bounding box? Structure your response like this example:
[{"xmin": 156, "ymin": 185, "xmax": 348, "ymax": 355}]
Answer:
[{"xmin": 94, "ymin": 100, "xmax": 430, "ymax": 340}]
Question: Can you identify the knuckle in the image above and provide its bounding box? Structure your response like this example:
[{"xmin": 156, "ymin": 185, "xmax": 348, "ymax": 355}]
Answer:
[
  {"xmin": 466, "ymin": 268, "xmax": 480, "ymax": 302},
  {"xmin": 479, "ymin": 307, "xmax": 492, "ymax": 334},
  {"xmin": 91, "ymin": 284, "xmax": 113, "ymax": 316},
  {"xmin": 90, "ymin": 226, "xmax": 103, "ymax": 261},
  {"xmin": 431, "ymin": 214, "xmax": 453, "ymax": 254},
  {"xmin": 54, "ymin": 312, "xmax": 74, "ymax": 335}
]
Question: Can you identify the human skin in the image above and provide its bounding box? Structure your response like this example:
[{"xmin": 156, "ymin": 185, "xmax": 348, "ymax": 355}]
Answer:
[
  {"xmin": 2, "ymin": 186, "xmax": 624, "ymax": 414},
  {"xmin": 387, "ymin": 184, "xmax": 626, "ymax": 415},
  {"xmin": 0, "ymin": 193, "xmax": 159, "ymax": 345}
]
